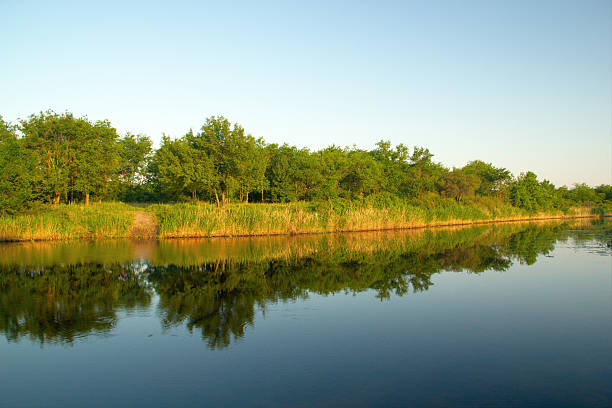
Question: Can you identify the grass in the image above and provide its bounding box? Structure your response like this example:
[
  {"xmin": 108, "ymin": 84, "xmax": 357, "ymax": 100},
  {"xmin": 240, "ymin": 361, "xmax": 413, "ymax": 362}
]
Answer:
[
  {"xmin": 0, "ymin": 199, "xmax": 599, "ymax": 242},
  {"xmin": 0, "ymin": 202, "xmax": 139, "ymax": 241},
  {"xmin": 148, "ymin": 200, "xmax": 595, "ymax": 239}
]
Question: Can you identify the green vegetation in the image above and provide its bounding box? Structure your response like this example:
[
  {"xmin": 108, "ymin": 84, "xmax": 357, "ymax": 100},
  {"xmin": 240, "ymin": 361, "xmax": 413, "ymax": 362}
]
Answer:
[
  {"xmin": 0, "ymin": 199, "xmax": 594, "ymax": 241},
  {"xmin": 0, "ymin": 202, "xmax": 138, "ymax": 241},
  {"xmin": 149, "ymin": 200, "xmax": 591, "ymax": 238},
  {"xmin": 0, "ymin": 111, "xmax": 610, "ymax": 239}
]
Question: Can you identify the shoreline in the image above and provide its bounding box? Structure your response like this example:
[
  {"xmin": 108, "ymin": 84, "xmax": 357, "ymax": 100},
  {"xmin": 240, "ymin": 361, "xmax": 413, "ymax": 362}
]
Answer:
[
  {"xmin": 0, "ymin": 210, "xmax": 604, "ymax": 243},
  {"xmin": 156, "ymin": 213, "xmax": 603, "ymax": 240}
]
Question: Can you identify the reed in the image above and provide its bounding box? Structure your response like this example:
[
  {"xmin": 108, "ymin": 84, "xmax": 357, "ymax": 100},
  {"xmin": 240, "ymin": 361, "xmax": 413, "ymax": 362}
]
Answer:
[
  {"xmin": 149, "ymin": 200, "xmax": 593, "ymax": 239},
  {"xmin": 0, "ymin": 202, "xmax": 138, "ymax": 241},
  {"xmin": 0, "ymin": 199, "xmax": 597, "ymax": 242}
]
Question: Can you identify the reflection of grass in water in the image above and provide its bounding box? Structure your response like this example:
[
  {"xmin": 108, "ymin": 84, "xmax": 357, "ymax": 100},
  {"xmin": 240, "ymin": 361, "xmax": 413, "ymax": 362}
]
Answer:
[
  {"xmin": 150, "ymin": 220, "xmax": 578, "ymax": 266},
  {"xmin": 0, "ymin": 219, "xmax": 598, "ymax": 267},
  {"xmin": 0, "ymin": 239, "xmax": 137, "ymax": 267},
  {"xmin": 0, "ymin": 219, "xmax": 607, "ymax": 348}
]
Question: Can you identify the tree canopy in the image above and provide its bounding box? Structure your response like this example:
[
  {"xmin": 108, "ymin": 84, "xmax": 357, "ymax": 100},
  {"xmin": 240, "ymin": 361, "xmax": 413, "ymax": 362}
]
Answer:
[{"xmin": 0, "ymin": 110, "xmax": 610, "ymax": 212}]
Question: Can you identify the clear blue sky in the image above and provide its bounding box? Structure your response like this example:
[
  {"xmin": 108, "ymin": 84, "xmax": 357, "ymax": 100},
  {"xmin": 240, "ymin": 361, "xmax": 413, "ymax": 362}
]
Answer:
[{"xmin": 1, "ymin": 0, "xmax": 610, "ymax": 186}]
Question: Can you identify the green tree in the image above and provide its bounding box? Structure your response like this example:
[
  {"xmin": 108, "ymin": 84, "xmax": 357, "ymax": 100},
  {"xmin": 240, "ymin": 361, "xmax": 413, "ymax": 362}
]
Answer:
[
  {"xmin": 562, "ymin": 183, "xmax": 603, "ymax": 205},
  {"xmin": 404, "ymin": 147, "xmax": 446, "ymax": 198},
  {"xmin": 438, "ymin": 169, "xmax": 480, "ymax": 202},
  {"xmin": 73, "ymin": 119, "xmax": 121, "ymax": 205},
  {"xmin": 266, "ymin": 144, "xmax": 301, "ymax": 202},
  {"xmin": 152, "ymin": 134, "xmax": 216, "ymax": 204},
  {"xmin": 595, "ymin": 184, "xmax": 612, "ymax": 202},
  {"xmin": 119, "ymin": 133, "xmax": 152, "ymax": 184},
  {"xmin": 192, "ymin": 116, "xmax": 262, "ymax": 205},
  {"xmin": 310, "ymin": 146, "xmax": 348, "ymax": 200},
  {"xmin": 20, "ymin": 111, "xmax": 121, "ymax": 205},
  {"xmin": 370, "ymin": 140, "xmax": 410, "ymax": 196},
  {"xmin": 20, "ymin": 111, "xmax": 76, "ymax": 204},
  {"xmin": 340, "ymin": 149, "xmax": 384, "ymax": 198},
  {"xmin": 0, "ymin": 117, "xmax": 34, "ymax": 214},
  {"xmin": 510, "ymin": 172, "xmax": 555, "ymax": 211},
  {"xmin": 462, "ymin": 160, "xmax": 511, "ymax": 197}
]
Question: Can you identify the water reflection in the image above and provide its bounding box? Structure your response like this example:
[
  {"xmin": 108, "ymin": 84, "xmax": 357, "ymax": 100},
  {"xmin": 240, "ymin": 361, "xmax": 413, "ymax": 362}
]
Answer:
[
  {"xmin": 0, "ymin": 220, "xmax": 608, "ymax": 348},
  {"xmin": 0, "ymin": 262, "xmax": 151, "ymax": 344}
]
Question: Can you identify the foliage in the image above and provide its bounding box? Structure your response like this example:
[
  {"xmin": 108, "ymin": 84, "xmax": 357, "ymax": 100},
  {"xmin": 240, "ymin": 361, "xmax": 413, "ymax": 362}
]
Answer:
[
  {"xmin": 1, "ymin": 110, "xmax": 610, "ymax": 216},
  {"xmin": 0, "ymin": 117, "xmax": 34, "ymax": 214}
]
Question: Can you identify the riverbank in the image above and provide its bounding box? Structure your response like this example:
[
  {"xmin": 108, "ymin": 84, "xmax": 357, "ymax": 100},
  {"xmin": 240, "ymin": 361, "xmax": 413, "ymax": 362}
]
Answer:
[{"xmin": 0, "ymin": 201, "xmax": 605, "ymax": 242}]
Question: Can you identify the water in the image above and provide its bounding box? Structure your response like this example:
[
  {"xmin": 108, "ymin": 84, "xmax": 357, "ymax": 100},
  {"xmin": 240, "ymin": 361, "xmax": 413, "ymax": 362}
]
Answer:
[{"xmin": 1, "ymin": 220, "xmax": 610, "ymax": 407}]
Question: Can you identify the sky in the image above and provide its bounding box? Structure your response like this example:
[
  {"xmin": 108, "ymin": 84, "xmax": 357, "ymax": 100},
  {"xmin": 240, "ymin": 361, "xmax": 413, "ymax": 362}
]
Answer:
[{"xmin": 1, "ymin": 0, "xmax": 610, "ymax": 187}]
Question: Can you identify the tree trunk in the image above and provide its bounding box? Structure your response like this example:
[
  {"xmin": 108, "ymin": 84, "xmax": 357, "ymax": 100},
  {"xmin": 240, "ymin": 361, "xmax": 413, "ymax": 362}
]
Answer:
[
  {"xmin": 214, "ymin": 189, "xmax": 220, "ymax": 207},
  {"xmin": 246, "ymin": 191, "xmax": 249, "ymax": 203},
  {"xmin": 261, "ymin": 186, "xmax": 264, "ymax": 202},
  {"xmin": 85, "ymin": 192, "xmax": 89, "ymax": 206},
  {"xmin": 192, "ymin": 189, "xmax": 197, "ymax": 205},
  {"xmin": 54, "ymin": 193, "xmax": 60, "ymax": 206}
]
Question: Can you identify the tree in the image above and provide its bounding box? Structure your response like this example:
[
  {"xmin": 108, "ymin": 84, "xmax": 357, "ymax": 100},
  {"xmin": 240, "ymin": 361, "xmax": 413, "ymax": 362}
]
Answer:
[
  {"xmin": 0, "ymin": 117, "xmax": 34, "ymax": 214},
  {"xmin": 370, "ymin": 140, "xmax": 410, "ymax": 196},
  {"xmin": 510, "ymin": 172, "xmax": 555, "ymax": 212},
  {"xmin": 404, "ymin": 146, "xmax": 446, "ymax": 198},
  {"xmin": 20, "ymin": 111, "xmax": 76, "ymax": 204},
  {"xmin": 310, "ymin": 146, "xmax": 348, "ymax": 200},
  {"xmin": 73, "ymin": 119, "xmax": 121, "ymax": 205},
  {"xmin": 152, "ymin": 134, "xmax": 215, "ymax": 204},
  {"xmin": 595, "ymin": 184, "xmax": 612, "ymax": 202},
  {"xmin": 462, "ymin": 160, "xmax": 511, "ymax": 197},
  {"xmin": 20, "ymin": 111, "xmax": 121, "ymax": 205},
  {"xmin": 119, "ymin": 133, "xmax": 152, "ymax": 185},
  {"xmin": 340, "ymin": 149, "xmax": 384, "ymax": 198},
  {"xmin": 192, "ymin": 116, "xmax": 262, "ymax": 205},
  {"xmin": 438, "ymin": 169, "xmax": 480, "ymax": 202},
  {"xmin": 564, "ymin": 183, "xmax": 603, "ymax": 205},
  {"xmin": 248, "ymin": 141, "xmax": 269, "ymax": 202},
  {"xmin": 266, "ymin": 144, "xmax": 299, "ymax": 202}
]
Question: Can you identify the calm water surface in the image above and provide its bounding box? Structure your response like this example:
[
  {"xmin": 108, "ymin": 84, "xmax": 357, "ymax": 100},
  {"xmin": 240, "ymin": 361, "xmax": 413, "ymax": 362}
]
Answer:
[{"xmin": 1, "ymin": 220, "xmax": 610, "ymax": 407}]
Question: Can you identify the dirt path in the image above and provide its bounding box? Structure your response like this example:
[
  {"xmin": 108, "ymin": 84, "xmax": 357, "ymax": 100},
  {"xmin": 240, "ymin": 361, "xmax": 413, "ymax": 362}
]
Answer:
[{"xmin": 130, "ymin": 212, "xmax": 158, "ymax": 238}]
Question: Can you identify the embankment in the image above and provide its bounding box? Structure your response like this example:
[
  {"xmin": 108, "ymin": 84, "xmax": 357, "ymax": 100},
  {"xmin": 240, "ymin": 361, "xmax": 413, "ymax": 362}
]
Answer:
[{"xmin": 0, "ymin": 201, "xmax": 604, "ymax": 242}]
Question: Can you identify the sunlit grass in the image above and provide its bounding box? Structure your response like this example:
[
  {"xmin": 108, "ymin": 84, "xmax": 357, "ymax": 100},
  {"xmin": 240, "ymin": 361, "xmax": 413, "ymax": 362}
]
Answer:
[
  {"xmin": 0, "ymin": 202, "xmax": 140, "ymax": 241},
  {"xmin": 0, "ymin": 199, "xmax": 596, "ymax": 241},
  {"xmin": 149, "ymin": 200, "xmax": 590, "ymax": 239}
]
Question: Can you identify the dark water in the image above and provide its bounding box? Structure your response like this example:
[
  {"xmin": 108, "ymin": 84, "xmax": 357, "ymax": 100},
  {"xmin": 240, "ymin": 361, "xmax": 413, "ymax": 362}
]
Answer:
[{"xmin": 1, "ymin": 220, "xmax": 610, "ymax": 407}]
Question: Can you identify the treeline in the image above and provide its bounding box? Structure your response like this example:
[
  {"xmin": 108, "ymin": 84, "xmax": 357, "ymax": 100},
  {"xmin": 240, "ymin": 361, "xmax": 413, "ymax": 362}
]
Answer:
[{"xmin": 1, "ymin": 111, "xmax": 610, "ymax": 214}]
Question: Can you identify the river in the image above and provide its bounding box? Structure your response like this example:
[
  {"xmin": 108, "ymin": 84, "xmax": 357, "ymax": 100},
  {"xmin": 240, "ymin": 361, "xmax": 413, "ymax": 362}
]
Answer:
[{"xmin": 1, "ymin": 220, "xmax": 610, "ymax": 407}]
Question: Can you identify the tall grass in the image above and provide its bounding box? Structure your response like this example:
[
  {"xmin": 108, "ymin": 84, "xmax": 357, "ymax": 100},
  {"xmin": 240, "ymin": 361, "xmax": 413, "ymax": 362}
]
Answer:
[
  {"xmin": 3, "ymin": 218, "xmax": 594, "ymax": 267},
  {"xmin": 0, "ymin": 202, "xmax": 139, "ymax": 241},
  {"xmin": 149, "ymin": 199, "xmax": 593, "ymax": 239},
  {"xmin": 0, "ymin": 199, "xmax": 597, "ymax": 242}
]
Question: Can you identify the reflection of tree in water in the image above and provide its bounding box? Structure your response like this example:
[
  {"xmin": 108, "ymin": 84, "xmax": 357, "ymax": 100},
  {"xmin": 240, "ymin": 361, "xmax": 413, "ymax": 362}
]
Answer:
[
  {"xmin": 0, "ymin": 221, "xmax": 607, "ymax": 348},
  {"xmin": 148, "ymin": 223, "xmax": 572, "ymax": 348},
  {"xmin": 0, "ymin": 263, "xmax": 151, "ymax": 345},
  {"xmin": 149, "ymin": 263, "xmax": 274, "ymax": 350}
]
